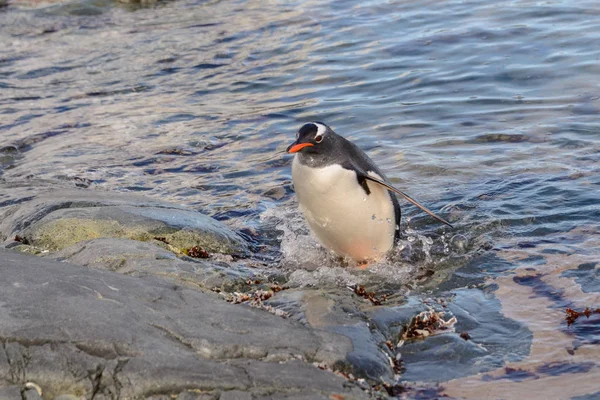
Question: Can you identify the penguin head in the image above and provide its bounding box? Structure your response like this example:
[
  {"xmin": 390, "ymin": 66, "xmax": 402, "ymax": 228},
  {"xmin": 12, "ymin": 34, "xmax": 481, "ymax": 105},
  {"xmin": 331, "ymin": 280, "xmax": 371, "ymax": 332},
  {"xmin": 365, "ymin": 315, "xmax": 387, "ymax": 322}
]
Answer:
[{"xmin": 286, "ymin": 122, "xmax": 333, "ymax": 155}]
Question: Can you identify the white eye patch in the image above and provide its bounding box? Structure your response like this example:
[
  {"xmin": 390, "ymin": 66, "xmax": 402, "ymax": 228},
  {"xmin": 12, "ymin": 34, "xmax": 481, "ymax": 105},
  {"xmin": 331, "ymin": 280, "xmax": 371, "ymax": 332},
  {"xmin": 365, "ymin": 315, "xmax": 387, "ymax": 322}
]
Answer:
[{"xmin": 313, "ymin": 122, "xmax": 327, "ymax": 138}]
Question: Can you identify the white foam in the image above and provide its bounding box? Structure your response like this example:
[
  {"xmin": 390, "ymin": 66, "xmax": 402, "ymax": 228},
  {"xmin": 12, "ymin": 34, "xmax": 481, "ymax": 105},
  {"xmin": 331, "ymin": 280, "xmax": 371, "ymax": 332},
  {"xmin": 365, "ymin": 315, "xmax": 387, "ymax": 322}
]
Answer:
[
  {"xmin": 261, "ymin": 204, "xmax": 339, "ymax": 270},
  {"xmin": 260, "ymin": 204, "xmax": 439, "ymax": 288}
]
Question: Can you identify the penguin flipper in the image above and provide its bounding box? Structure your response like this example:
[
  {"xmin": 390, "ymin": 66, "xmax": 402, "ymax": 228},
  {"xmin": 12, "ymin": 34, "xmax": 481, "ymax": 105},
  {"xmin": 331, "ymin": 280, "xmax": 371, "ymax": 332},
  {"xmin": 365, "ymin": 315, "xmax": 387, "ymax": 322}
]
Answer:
[{"xmin": 361, "ymin": 174, "xmax": 453, "ymax": 228}]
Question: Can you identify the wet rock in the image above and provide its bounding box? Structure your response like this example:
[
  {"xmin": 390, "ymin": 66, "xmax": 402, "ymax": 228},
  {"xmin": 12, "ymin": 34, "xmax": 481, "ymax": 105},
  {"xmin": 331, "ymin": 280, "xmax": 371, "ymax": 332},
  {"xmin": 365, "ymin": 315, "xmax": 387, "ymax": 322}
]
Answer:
[
  {"xmin": 0, "ymin": 181, "xmax": 247, "ymax": 255},
  {"xmin": 266, "ymin": 288, "xmax": 397, "ymax": 383},
  {"xmin": 0, "ymin": 145, "xmax": 20, "ymax": 172},
  {"xmin": 399, "ymin": 289, "xmax": 532, "ymax": 382},
  {"xmin": 23, "ymin": 385, "xmax": 43, "ymax": 400},
  {"xmin": 219, "ymin": 391, "xmax": 253, "ymax": 400},
  {"xmin": 0, "ymin": 387, "xmax": 22, "ymax": 400},
  {"xmin": 0, "ymin": 248, "xmax": 368, "ymax": 399},
  {"xmin": 369, "ymin": 299, "xmax": 429, "ymax": 339},
  {"xmin": 473, "ymin": 133, "xmax": 530, "ymax": 143},
  {"xmin": 263, "ymin": 186, "xmax": 286, "ymax": 201},
  {"xmin": 175, "ymin": 393, "xmax": 219, "ymax": 400},
  {"xmin": 47, "ymin": 237, "xmax": 255, "ymax": 292}
]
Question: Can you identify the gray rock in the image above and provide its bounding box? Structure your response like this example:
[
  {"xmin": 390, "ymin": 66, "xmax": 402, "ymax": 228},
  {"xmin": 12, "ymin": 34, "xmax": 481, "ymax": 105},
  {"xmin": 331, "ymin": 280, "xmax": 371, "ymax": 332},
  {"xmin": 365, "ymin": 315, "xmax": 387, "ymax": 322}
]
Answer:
[
  {"xmin": 0, "ymin": 248, "xmax": 367, "ymax": 399},
  {"xmin": 0, "ymin": 181, "xmax": 247, "ymax": 255},
  {"xmin": 0, "ymin": 386, "xmax": 23, "ymax": 399},
  {"xmin": 267, "ymin": 288, "xmax": 398, "ymax": 382},
  {"xmin": 47, "ymin": 238, "xmax": 256, "ymax": 292},
  {"xmin": 399, "ymin": 288, "xmax": 533, "ymax": 382},
  {"xmin": 218, "ymin": 390, "xmax": 253, "ymax": 400},
  {"xmin": 22, "ymin": 386, "xmax": 43, "ymax": 400},
  {"xmin": 54, "ymin": 396, "xmax": 84, "ymax": 400},
  {"xmin": 175, "ymin": 392, "xmax": 218, "ymax": 400}
]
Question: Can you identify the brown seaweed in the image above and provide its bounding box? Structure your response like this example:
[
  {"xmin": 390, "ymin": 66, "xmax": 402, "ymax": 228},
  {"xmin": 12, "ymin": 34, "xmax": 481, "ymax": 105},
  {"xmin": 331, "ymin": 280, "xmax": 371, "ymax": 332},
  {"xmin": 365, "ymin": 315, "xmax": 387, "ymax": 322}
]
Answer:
[
  {"xmin": 565, "ymin": 307, "xmax": 600, "ymax": 326},
  {"xmin": 186, "ymin": 245, "xmax": 210, "ymax": 258},
  {"xmin": 352, "ymin": 284, "xmax": 386, "ymax": 305},
  {"xmin": 14, "ymin": 235, "xmax": 30, "ymax": 245},
  {"xmin": 402, "ymin": 309, "xmax": 457, "ymax": 340}
]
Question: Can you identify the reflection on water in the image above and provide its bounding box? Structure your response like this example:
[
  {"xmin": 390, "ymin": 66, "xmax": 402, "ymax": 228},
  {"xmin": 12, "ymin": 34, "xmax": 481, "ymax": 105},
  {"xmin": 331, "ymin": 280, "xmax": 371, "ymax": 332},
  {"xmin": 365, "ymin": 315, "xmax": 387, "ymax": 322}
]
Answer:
[{"xmin": 1, "ymin": 0, "xmax": 600, "ymax": 396}]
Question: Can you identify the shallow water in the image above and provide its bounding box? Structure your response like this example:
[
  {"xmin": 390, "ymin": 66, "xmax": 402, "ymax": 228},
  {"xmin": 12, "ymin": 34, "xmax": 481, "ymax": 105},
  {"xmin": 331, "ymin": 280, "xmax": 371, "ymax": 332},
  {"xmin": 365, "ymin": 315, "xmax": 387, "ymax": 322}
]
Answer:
[{"xmin": 1, "ymin": 0, "xmax": 600, "ymax": 397}]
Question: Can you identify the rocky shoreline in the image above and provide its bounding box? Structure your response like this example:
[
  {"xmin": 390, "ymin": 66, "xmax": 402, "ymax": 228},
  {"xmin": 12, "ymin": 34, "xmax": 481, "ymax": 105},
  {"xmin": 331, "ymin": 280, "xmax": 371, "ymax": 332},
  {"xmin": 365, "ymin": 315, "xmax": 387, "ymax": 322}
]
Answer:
[
  {"xmin": 0, "ymin": 247, "xmax": 371, "ymax": 399},
  {"xmin": 0, "ymin": 181, "xmax": 400, "ymax": 399},
  {"xmin": 2, "ymin": 176, "xmax": 598, "ymax": 400}
]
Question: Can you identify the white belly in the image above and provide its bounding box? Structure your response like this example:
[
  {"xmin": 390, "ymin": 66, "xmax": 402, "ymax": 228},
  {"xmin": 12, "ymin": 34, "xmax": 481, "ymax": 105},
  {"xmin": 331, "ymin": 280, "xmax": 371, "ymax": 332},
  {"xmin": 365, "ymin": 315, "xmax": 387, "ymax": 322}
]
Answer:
[{"xmin": 291, "ymin": 156, "xmax": 396, "ymax": 261}]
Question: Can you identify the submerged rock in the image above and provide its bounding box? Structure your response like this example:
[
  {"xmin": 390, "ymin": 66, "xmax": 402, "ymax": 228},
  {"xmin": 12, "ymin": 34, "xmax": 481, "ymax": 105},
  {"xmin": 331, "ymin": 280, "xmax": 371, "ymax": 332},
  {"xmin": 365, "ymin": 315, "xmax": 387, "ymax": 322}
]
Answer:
[{"xmin": 0, "ymin": 181, "xmax": 248, "ymax": 256}]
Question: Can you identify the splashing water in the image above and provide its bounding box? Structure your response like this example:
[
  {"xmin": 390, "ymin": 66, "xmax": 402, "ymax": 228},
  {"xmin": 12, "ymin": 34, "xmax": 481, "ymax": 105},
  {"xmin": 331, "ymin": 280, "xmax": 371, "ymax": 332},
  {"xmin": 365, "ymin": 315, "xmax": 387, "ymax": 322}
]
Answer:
[{"xmin": 259, "ymin": 203, "xmax": 475, "ymax": 293}]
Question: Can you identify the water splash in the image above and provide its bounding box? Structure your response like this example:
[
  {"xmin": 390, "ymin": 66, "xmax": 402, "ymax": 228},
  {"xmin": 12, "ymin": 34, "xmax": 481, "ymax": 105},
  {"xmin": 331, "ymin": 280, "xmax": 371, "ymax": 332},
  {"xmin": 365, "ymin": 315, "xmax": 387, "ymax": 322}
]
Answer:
[
  {"xmin": 261, "ymin": 205, "xmax": 344, "ymax": 266},
  {"xmin": 259, "ymin": 204, "xmax": 471, "ymax": 291}
]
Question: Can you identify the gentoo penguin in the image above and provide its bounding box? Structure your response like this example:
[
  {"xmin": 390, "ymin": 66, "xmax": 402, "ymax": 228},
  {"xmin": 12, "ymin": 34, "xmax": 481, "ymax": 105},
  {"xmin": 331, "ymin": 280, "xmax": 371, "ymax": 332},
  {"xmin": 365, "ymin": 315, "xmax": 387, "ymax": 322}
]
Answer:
[{"xmin": 286, "ymin": 122, "xmax": 452, "ymax": 262}]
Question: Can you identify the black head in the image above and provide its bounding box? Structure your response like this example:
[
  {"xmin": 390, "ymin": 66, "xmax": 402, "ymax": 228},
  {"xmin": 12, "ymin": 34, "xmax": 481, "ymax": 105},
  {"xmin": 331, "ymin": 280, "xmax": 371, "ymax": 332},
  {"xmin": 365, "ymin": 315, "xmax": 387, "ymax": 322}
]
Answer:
[{"xmin": 286, "ymin": 122, "xmax": 335, "ymax": 155}]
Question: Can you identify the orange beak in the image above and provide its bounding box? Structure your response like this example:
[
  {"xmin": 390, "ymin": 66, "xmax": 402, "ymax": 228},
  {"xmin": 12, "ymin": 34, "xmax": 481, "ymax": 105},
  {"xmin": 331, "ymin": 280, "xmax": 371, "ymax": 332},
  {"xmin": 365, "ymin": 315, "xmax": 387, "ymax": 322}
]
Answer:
[{"xmin": 286, "ymin": 142, "xmax": 314, "ymax": 154}]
